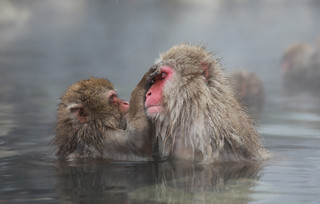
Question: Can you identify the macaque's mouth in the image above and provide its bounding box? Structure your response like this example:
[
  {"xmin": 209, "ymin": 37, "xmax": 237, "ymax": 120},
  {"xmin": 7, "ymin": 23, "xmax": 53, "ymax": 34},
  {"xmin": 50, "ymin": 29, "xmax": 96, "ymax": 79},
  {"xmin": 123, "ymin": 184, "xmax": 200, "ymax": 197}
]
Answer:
[{"xmin": 146, "ymin": 105, "xmax": 162, "ymax": 114}]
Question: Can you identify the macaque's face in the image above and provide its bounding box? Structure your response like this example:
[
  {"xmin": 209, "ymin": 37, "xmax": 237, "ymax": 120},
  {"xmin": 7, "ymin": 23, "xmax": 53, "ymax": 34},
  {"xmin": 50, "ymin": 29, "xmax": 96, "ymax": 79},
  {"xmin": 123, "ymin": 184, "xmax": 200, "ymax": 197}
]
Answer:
[
  {"xmin": 107, "ymin": 90, "xmax": 129, "ymax": 117},
  {"xmin": 145, "ymin": 66, "xmax": 174, "ymax": 115},
  {"xmin": 61, "ymin": 78, "xmax": 129, "ymax": 125}
]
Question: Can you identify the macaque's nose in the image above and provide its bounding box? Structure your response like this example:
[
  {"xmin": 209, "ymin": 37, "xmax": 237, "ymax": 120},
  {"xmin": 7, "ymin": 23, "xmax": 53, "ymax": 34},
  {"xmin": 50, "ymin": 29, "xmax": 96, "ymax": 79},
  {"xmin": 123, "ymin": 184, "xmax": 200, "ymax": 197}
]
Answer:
[
  {"xmin": 146, "ymin": 91, "xmax": 152, "ymax": 99},
  {"xmin": 123, "ymin": 101, "xmax": 129, "ymax": 105}
]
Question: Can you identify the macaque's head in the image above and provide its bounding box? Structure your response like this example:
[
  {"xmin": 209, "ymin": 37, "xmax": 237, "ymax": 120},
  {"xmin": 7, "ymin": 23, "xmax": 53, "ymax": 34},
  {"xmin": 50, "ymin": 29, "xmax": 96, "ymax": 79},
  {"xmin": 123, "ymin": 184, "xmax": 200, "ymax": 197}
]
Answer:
[
  {"xmin": 145, "ymin": 44, "xmax": 217, "ymax": 117},
  {"xmin": 281, "ymin": 43, "xmax": 312, "ymax": 73},
  {"xmin": 53, "ymin": 78, "xmax": 129, "ymax": 156},
  {"xmin": 229, "ymin": 70, "xmax": 264, "ymax": 101},
  {"xmin": 59, "ymin": 78, "xmax": 129, "ymax": 127}
]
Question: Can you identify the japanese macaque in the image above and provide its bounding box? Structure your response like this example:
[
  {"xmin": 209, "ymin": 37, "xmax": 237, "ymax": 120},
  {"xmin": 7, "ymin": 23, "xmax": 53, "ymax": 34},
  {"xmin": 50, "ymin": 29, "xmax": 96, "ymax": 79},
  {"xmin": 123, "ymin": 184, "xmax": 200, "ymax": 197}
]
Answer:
[
  {"xmin": 145, "ymin": 44, "xmax": 268, "ymax": 163},
  {"xmin": 280, "ymin": 43, "xmax": 314, "ymax": 94},
  {"xmin": 229, "ymin": 70, "xmax": 265, "ymax": 117},
  {"xmin": 52, "ymin": 74, "xmax": 154, "ymax": 161}
]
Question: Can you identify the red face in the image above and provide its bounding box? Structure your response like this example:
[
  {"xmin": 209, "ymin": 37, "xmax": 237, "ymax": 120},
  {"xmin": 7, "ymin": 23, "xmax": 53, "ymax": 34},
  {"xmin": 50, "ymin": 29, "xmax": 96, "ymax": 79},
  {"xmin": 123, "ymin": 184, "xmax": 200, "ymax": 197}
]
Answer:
[
  {"xmin": 108, "ymin": 90, "xmax": 129, "ymax": 116},
  {"xmin": 145, "ymin": 66, "xmax": 173, "ymax": 115}
]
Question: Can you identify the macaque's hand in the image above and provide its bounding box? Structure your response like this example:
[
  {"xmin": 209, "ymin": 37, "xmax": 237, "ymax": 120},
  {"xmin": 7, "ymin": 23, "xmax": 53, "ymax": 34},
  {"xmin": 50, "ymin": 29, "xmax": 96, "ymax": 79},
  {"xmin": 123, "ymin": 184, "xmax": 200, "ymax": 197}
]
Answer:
[
  {"xmin": 147, "ymin": 59, "xmax": 176, "ymax": 85},
  {"xmin": 148, "ymin": 65, "xmax": 161, "ymax": 84},
  {"xmin": 136, "ymin": 65, "xmax": 160, "ymax": 90}
]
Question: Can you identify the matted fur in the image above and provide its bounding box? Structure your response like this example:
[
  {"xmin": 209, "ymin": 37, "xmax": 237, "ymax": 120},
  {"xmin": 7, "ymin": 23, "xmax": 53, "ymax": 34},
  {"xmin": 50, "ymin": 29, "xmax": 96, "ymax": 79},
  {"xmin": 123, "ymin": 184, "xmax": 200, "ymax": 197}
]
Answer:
[{"xmin": 150, "ymin": 44, "xmax": 269, "ymax": 163}]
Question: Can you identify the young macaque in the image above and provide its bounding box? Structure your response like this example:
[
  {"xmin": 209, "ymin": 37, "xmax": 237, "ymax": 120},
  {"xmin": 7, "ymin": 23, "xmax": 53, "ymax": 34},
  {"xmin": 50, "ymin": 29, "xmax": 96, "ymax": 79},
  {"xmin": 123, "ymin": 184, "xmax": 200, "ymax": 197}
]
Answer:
[
  {"xmin": 145, "ymin": 44, "xmax": 268, "ymax": 163},
  {"xmin": 229, "ymin": 70, "xmax": 265, "ymax": 118},
  {"xmin": 52, "ymin": 74, "xmax": 154, "ymax": 161}
]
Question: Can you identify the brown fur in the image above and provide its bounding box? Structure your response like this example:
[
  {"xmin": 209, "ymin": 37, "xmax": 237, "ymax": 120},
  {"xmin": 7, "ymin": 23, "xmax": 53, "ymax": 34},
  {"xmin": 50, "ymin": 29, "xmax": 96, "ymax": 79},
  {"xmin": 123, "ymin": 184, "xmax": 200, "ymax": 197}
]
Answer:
[
  {"xmin": 149, "ymin": 44, "xmax": 269, "ymax": 163},
  {"xmin": 229, "ymin": 70, "xmax": 265, "ymax": 117},
  {"xmin": 52, "ymin": 76, "xmax": 153, "ymax": 161}
]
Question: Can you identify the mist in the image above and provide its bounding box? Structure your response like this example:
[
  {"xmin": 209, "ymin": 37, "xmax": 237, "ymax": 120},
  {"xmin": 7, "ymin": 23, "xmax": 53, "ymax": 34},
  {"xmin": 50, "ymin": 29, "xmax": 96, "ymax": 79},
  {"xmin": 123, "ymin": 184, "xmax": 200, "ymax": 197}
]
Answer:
[{"xmin": 1, "ymin": 0, "xmax": 319, "ymax": 107}]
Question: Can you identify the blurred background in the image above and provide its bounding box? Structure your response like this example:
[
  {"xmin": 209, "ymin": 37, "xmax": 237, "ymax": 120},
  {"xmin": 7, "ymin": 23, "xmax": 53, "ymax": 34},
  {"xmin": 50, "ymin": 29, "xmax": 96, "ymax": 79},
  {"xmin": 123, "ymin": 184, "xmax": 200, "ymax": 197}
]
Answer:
[
  {"xmin": 1, "ymin": 0, "xmax": 319, "ymax": 113},
  {"xmin": 0, "ymin": 0, "xmax": 320, "ymax": 203}
]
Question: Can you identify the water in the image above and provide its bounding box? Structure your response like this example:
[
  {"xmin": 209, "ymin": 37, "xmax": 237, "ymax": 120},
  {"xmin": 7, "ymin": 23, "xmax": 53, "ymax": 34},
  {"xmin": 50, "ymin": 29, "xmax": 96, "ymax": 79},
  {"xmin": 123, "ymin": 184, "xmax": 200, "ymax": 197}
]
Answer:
[{"xmin": 1, "ymin": 0, "xmax": 320, "ymax": 203}]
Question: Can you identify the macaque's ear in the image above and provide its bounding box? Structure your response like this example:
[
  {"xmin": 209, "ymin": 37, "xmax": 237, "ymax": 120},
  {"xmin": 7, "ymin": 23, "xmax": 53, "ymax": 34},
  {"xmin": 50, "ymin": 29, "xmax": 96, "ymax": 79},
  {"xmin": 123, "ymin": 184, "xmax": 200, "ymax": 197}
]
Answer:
[
  {"xmin": 200, "ymin": 61, "xmax": 211, "ymax": 81},
  {"xmin": 68, "ymin": 104, "xmax": 88, "ymax": 124}
]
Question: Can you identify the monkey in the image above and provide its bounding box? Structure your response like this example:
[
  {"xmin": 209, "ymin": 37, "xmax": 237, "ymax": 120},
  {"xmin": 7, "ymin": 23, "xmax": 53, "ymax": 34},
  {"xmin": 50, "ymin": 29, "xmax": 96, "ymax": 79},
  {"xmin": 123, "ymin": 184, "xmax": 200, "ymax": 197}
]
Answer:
[
  {"xmin": 145, "ymin": 44, "xmax": 269, "ymax": 163},
  {"xmin": 229, "ymin": 69, "xmax": 265, "ymax": 118},
  {"xmin": 280, "ymin": 43, "xmax": 313, "ymax": 94},
  {"xmin": 52, "ymin": 73, "xmax": 154, "ymax": 161}
]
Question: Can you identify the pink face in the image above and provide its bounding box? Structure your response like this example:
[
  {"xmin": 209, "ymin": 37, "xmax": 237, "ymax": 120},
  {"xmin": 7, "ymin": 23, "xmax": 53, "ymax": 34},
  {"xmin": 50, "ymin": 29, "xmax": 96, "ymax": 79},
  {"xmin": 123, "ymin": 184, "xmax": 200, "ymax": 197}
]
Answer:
[
  {"xmin": 108, "ymin": 90, "xmax": 129, "ymax": 116},
  {"xmin": 145, "ymin": 66, "xmax": 174, "ymax": 115}
]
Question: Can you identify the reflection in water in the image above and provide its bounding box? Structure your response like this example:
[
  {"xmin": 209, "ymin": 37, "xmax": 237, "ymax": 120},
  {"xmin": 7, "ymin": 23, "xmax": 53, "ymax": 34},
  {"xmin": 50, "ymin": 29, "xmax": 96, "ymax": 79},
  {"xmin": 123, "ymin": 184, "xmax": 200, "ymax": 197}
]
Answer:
[
  {"xmin": 0, "ymin": 103, "xmax": 16, "ymax": 158},
  {"xmin": 54, "ymin": 160, "xmax": 264, "ymax": 204},
  {"xmin": 54, "ymin": 160, "xmax": 156, "ymax": 203},
  {"xmin": 131, "ymin": 161, "xmax": 265, "ymax": 204},
  {"xmin": 0, "ymin": 103, "xmax": 15, "ymax": 138}
]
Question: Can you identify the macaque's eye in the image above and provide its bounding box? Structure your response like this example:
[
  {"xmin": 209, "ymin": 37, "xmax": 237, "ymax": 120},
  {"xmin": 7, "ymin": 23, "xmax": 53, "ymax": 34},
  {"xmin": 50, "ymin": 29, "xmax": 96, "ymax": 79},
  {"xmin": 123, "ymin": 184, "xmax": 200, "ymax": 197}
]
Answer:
[
  {"xmin": 70, "ymin": 107, "xmax": 80, "ymax": 113},
  {"xmin": 149, "ymin": 71, "xmax": 167, "ymax": 87},
  {"xmin": 161, "ymin": 72, "xmax": 167, "ymax": 79},
  {"xmin": 109, "ymin": 94, "xmax": 117, "ymax": 101},
  {"xmin": 147, "ymin": 79, "xmax": 154, "ymax": 90}
]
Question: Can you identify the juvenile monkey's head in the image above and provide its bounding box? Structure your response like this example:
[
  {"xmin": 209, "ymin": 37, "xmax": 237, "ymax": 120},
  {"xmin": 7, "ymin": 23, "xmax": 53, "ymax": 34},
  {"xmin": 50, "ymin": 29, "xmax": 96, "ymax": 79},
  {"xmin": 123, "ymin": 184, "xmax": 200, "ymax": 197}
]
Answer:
[
  {"xmin": 60, "ymin": 78, "xmax": 129, "ymax": 126},
  {"xmin": 53, "ymin": 78, "xmax": 129, "ymax": 157}
]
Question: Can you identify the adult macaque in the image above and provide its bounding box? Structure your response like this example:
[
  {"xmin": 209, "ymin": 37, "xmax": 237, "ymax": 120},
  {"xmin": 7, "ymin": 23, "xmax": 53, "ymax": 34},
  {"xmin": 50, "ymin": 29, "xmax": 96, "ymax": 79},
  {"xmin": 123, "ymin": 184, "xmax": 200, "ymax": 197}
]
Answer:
[
  {"xmin": 145, "ymin": 44, "xmax": 268, "ymax": 163},
  {"xmin": 52, "ymin": 75, "xmax": 154, "ymax": 161},
  {"xmin": 229, "ymin": 70, "xmax": 265, "ymax": 117}
]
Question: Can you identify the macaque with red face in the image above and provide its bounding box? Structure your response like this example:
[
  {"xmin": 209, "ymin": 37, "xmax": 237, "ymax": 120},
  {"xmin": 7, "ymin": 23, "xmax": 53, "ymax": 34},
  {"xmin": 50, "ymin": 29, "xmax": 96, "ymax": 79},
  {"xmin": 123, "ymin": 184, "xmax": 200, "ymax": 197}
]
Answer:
[
  {"xmin": 52, "ymin": 74, "xmax": 154, "ymax": 161},
  {"xmin": 145, "ymin": 44, "xmax": 268, "ymax": 163}
]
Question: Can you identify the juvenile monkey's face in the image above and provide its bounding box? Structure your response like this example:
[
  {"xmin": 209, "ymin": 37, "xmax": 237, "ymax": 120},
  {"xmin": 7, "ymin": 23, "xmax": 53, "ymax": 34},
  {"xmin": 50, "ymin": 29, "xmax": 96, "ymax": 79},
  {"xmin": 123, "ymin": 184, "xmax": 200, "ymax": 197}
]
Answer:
[
  {"xmin": 145, "ymin": 66, "xmax": 174, "ymax": 116},
  {"xmin": 60, "ymin": 78, "xmax": 129, "ymax": 125},
  {"xmin": 107, "ymin": 90, "xmax": 129, "ymax": 117}
]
